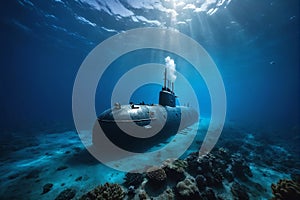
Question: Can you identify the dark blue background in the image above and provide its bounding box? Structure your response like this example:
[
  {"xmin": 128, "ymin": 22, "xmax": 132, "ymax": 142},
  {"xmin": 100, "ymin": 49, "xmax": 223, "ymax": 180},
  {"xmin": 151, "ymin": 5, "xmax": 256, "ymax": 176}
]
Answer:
[{"xmin": 0, "ymin": 0, "xmax": 299, "ymax": 133}]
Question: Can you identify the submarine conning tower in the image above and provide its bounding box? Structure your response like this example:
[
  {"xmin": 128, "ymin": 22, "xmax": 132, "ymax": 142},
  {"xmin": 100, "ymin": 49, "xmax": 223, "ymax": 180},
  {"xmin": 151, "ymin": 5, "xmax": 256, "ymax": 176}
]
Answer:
[{"xmin": 159, "ymin": 68, "xmax": 176, "ymax": 107}]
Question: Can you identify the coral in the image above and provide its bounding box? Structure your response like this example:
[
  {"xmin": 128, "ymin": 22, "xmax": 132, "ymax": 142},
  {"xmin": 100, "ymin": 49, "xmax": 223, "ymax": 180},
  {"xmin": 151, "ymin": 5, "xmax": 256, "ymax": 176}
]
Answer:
[
  {"xmin": 186, "ymin": 150, "xmax": 228, "ymax": 173},
  {"xmin": 138, "ymin": 190, "xmax": 149, "ymax": 200},
  {"xmin": 163, "ymin": 159, "xmax": 187, "ymax": 182},
  {"xmin": 176, "ymin": 178, "xmax": 200, "ymax": 199},
  {"xmin": 123, "ymin": 172, "xmax": 144, "ymax": 188},
  {"xmin": 80, "ymin": 183, "xmax": 125, "ymax": 200},
  {"xmin": 230, "ymin": 182, "xmax": 249, "ymax": 200},
  {"xmin": 42, "ymin": 183, "xmax": 53, "ymax": 194},
  {"xmin": 211, "ymin": 169, "xmax": 224, "ymax": 186},
  {"xmin": 156, "ymin": 188, "xmax": 175, "ymax": 200},
  {"xmin": 198, "ymin": 154, "xmax": 215, "ymax": 172},
  {"xmin": 127, "ymin": 185, "xmax": 135, "ymax": 197},
  {"xmin": 217, "ymin": 147, "xmax": 230, "ymax": 160},
  {"xmin": 195, "ymin": 175, "xmax": 207, "ymax": 190},
  {"xmin": 271, "ymin": 179, "xmax": 300, "ymax": 200},
  {"xmin": 146, "ymin": 166, "xmax": 167, "ymax": 183},
  {"xmin": 185, "ymin": 152, "xmax": 201, "ymax": 175},
  {"xmin": 231, "ymin": 154, "xmax": 252, "ymax": 180},
  {"xmin": 55, "ymin": 188, "xmax": 76, "ymax": 200},
  {"xmin": 223, "ymin": 168, "xmax": 234, "ymax": 182},
  {"xmin": 185, "ymin": 150, "xmax": 229, "ymax": 188},
  {"xmin": 165, "ymin": 159, "xmax": 187, "ymax": 172}
]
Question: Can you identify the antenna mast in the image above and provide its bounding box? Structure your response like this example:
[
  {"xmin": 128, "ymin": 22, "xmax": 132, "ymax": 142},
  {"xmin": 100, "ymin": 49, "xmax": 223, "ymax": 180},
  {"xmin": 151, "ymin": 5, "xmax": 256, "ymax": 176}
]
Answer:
[{"xmin": 164, "ymin": 68, "xmax": 167, "ymax": 89}]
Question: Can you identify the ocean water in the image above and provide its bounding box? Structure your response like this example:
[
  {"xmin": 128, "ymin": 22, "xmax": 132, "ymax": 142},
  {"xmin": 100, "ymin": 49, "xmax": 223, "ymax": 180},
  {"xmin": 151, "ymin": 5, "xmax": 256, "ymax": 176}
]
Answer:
[{"xmin": 0, "ymin": 0, "xmax": 299, "ymax": 200}]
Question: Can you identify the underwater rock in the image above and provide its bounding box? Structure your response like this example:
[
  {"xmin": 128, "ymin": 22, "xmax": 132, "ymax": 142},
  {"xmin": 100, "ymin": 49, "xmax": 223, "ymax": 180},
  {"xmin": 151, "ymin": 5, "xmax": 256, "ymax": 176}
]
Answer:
[
  {"xmin": 73, "ymin": 147, "xmax": 82, "ymax": 153},
  {"xmin": 127, "ymin": 185, "xmax": 135, "ymax": 197},
  {"xmin": 123, "ymin": 172, "xmax": 144, "ymax": 189},
  {"xmin": 163, "ymin": 159, "xmax": 187, "ymax": 182},
  {"xmin": 185, "ymin": 152, "xmax": 201, "ymax": 175},
  {"xmin": 211, "ymin": 169, "xmax": 224, "ymax": 187},
  {"xmin": 291, "ymin": 173, "xmax": 300, "ymax": 184},
  {"xmin": 176, "ymin": 178, "xmax": 200, "ymax": 199},
  {"xmin": 271, "ymin": 179, "xmax": 300, "ymax": 200},
  {"xmin": 138, "ymin": 190, "xmax": 149, "ymax": 200},
  {"xmin": 223, "ymin": 168, "xmax": 234, "ymax": 183},
  {"xmin": 55, "ymin": 188, "xmax": 76, "ymax": 200},
  {"xmin": 42, "ymin": 183, "xmax": 53, "ymax": 194},
  {"xmin": 208, "ymin": 169, "xmax": 224, "ymax": 187},
  {"xmin": 156, "ymin": 188, "xmax": 175, "ymax": 200},
  {"xmin": 190, "ymin": 150, "xmax": 228, "ymax": 173},
  {"xmin": 223, "ymin": 140, "xmax": 243, "ymax": 153},
  {"xmin": 80, "ymin": 183, "xmax": 124, "ymax": 200},
  {"xmin": 65, "ymin": 150, "xmax": 71, "ymax": 154},
  {"xmin": 8, "ymin": 173, "xmax": 20, "ymax": 180},
  {"xmin": 198, "ymin": 154, "xmax": 214, "ymax": 172},
  {"xmin": 231, "ymin": 154, "xmax": 252, "ymax": 180},
  {"xmin": 57, "ymin": 165, "xmax": 68, "ymax": 171},
  {"xmin": 253, "ymin": 182, "xmax": 266, "ymax": 193},
  {"xmin": 216, "ymin": 148, "xmax": 231, "ymax": 161},
  {"xmin": 146, "ymin": 166, "xmax": 167, "ymax": 184},
  {"xmin": 24, "ymin": 169, "xmax": 41, "ymax": 179},
  {"xmin": 75, "ymin": 176, "xmax": 82, "ymax": 181},
  {"xmin": 195, "ymin": 175, "xmax": 208, "ymax": 191},
  {"xmin": 201, "ymin": 187, "xmax": 220, "ymax": 200},
  {"xmin": 230, "ymin": 182, "xmax": 249, "ymax": 200}
]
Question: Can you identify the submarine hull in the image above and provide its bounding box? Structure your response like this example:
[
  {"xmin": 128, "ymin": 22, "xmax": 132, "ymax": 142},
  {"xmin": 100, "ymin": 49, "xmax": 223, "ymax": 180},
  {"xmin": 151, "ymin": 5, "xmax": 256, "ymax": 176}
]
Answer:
[{"xmin": 92, "ymin": 105, "xmax": 198, "ymax": 152}]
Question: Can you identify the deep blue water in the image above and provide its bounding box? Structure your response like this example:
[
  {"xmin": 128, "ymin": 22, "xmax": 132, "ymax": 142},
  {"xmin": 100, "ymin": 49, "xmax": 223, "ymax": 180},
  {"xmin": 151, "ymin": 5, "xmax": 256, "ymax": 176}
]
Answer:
[
  {"xmin": 1, "ymin": 0, "xmax": 299, "ymax": 133},
  {"xmin": 0, "ymin": 1, "xmax": 299, "ymax": 199}
]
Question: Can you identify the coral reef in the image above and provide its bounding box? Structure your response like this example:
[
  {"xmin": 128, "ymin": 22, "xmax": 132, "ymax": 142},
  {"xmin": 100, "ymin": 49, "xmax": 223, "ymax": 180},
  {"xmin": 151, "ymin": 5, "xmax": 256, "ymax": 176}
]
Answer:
[
  {"xmin": 163, "ymin": 159, "xmax": 187, "ymax": 182},
  {"xmin": 231, "ymin": 153, "xmax": 252, "ymax": 180},
  {"xmin": 138, "ymin": 190, "xmax": 150, "ymax": 200},
  {"xmin": 271, "ymin": 179, "xmax": 300, "ymax": 200},
  {"xmin": 185, "ymin": 148, "xmax": 232, "ymax": 188},
  {"xmin": 195, "ymin": 175, "xmax": 207, "ymax": 190},
  {"xmin": 123, "ymin": 172, "xmax": 144, "ymax": 189},
  {"xmin": 119, "ymin": 148, "xmax": 255, "ymax": 199},
  {"xmin": 55, "ymin": 188, "xmax": 76, "ymax": 200},
  {"xmin": 176, "ymin": 178, "xmax": 200, "ymax": 199},
  {"xmin": 185, "ymin": 152, "xmax": 201, "ymax": 176},
  {"xmin": 146, "ymin": 166, "xmax": 167, "ymax": 183},
  {"xmin": 127, "ymin": 185, "xmax": 135, "ymax": 196},
  {"xmin": 154, "ymin": 188, "xmax": 175, "ymax": 200},
  {"xmin": 80, "ymin": 183, "xmax": 125, "ymax": 200}
]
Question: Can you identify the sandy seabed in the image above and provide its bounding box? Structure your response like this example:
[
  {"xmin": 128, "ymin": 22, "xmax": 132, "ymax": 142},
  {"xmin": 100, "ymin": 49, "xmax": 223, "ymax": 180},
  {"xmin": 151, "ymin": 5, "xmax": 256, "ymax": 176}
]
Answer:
[{"xmin": 0, "ymin": 118, "xmax": 299, "ymax": 200}]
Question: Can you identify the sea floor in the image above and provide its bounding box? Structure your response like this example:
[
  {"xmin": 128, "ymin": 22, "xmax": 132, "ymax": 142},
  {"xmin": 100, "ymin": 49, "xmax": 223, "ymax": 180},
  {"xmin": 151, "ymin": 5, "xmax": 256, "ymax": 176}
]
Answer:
[{"xmin": 0, "ymin": 118, "xmax": 299, "ymax": 200}]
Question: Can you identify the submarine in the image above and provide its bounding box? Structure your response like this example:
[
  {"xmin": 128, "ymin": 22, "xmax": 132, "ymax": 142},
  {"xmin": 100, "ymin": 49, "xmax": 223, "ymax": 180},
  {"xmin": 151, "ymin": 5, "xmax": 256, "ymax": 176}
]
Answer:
[{"xmin": 92, "ymin": 67, "xmax": 199, "ymax": 153}]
